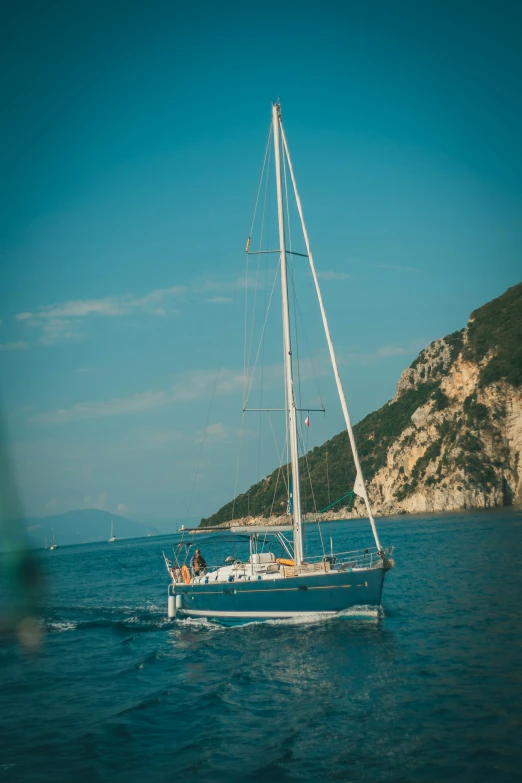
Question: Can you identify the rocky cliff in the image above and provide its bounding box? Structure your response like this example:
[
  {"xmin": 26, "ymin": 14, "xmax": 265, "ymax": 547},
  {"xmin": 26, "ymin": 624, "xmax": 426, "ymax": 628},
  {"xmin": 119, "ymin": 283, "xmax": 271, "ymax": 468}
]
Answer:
[{"xmin": 201, "ymin": 282, "xmax": 522, "ymax": 527}]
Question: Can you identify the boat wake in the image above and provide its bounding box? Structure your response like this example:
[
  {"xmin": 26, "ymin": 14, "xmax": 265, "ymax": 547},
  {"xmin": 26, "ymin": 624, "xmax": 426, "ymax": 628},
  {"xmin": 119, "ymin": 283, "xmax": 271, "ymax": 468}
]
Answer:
[
  {"xmin": 337, "ymin": 604, "xmax": 383, "ymax": 620},
  {"xmin": 171, "ymin": 605, "xmax": 384, "ymax": 631},
  {"xmin": 265, "ymin": 605, "xmax": 383, "ymax": 626},
  {"xmin": 44, "ymin": 610, "xmax": 171, "ymax": 635},
  {"xmin": 46, "ymin": 620, "xmax": 78, "ymax": 633},
  {"xmin": 174, "ymin": 617, "xmax": 225, "ymax": 632}
]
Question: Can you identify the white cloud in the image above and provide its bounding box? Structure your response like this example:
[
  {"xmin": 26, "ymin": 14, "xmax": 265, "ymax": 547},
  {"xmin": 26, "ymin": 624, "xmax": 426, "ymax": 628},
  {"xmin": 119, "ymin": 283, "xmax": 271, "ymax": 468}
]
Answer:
[
  {"xmin": 0, "ymin": 341, "xmax": 29, "ymax": 351},
  {"xmin": 15, "ymin": 286, "xmax": 185, "ymax": 344},
  {"xmin": 116, "ymin": 503, "xmax": 128, "ymax": 515},
  {"xmin": 376, "ymin": 344, "xmax": 409, "ymax": 358},
  {"xmin": 145, "ymin": 430, "xmax": 184, "ymax": 449},
  {"xmin": 316, "ymin": 271, "xmax": 352, "ymax": 281},
  {"xmin": 30, "ymin": 357, "xmax": 331, "ymax": 427},
  {"xmin": 339, "ymin": 338, "xmax": 430, "ymax": 366},
  {"xmin": 40, "ymin": 318, "xmax": 82, "ymax": 344},
  {"xmin": 196, "ymin": 422, "xmax": 228, "ymax": 442},
  {"xmin": 195, "ymin": 274, "xmax": 266, "ymax": 296},
  {"xmin": 83, "ymin": 492, "xmax": 108, "ymax": 509},
  {"xmin": 31, "ymin": 367, "xmax": 247, "ymax": 425},
  {"xmin": 32, "ymin": 389, "xmax": 173, "ymax": 424},
  {"xmin": 29, "ymin": 337, "xmax": 428, "ymax": 427},
  {"xmin": 206, "ymin": 422, "xmax": 226, "ymax": 436},
  {"xmin": 10, "ymin": 274, "xmax": 268, "ymax": 350},
  {"xmin": 46, "ymin": 497, "xmax": 57, "ymax": 513},
  {"xmin": 94, "ymin": 492, "xmax": 107, "ymax": 510}
]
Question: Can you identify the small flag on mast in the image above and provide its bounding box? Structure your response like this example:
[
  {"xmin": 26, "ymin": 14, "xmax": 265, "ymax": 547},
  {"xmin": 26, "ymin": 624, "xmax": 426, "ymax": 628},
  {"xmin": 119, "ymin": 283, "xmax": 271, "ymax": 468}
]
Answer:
[{"xmin": 305, "ymin": 416, "xmax": 310, "ymax": 427}]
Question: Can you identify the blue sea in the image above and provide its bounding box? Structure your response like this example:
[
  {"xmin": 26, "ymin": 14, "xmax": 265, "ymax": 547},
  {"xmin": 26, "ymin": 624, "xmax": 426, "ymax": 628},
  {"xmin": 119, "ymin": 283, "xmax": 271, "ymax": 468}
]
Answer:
[{"xmin": 1, "ymin": 509, "xmax": 521, "ymax": 782}]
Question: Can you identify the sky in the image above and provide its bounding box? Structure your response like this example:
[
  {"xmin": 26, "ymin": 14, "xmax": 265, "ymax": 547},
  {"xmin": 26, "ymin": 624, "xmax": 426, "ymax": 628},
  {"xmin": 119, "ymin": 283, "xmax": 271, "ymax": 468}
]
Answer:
[{"xmin": 1, "ymin": 0, "xmax": 521, "ymax": 520}]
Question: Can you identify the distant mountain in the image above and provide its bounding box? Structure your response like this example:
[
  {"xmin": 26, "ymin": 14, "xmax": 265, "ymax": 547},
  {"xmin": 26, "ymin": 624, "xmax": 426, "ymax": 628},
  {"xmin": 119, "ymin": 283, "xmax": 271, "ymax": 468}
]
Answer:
[
  {"xmin": 21, "ymin": 508, "xmax": 160, "ymax": 549},
  {"xmin": 201, "ymin": 281, "xmax": 522, "ymax": 526}
]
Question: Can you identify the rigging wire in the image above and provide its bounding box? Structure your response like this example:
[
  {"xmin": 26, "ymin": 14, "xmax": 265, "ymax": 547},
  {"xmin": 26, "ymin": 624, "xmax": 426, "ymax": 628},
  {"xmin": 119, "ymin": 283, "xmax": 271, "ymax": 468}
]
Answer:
[
  {"xmin": 243, "ymin": 123, "xmax": 272, "ymax": 411},
  {"xmin": 232, "ymin": 410, "xmax": 246, "ymax": 522},
  {"xmin": 282, "ymin": 143, "xmax": 304, "ymax": 420},
  {"xmin": 236, "ymin": 124, "xmax": 273, "ymax": 520},
  {"xmin": 253, "ymin": 133, "xmax": 272, "ymax": 485},
  {"xmin": 257, "ymin": 239, "xmax": 269, "ymax": 483},
  {"xmin": 296, "ymin": 424, "xmax": 325, "ymax": 556},
  {"xmin": 283, "ymin": 142, "xmax": 321, "ymax": 525},
  {"xmin": 243, "ymin": 262, "xmax": 281, "ymax": 408},
  {"xmin": 267, "ymin": 412, "xmax": 290, "ymax": 516},
  {"xmin": 246, "ymin": 132, "xmax": 272, "ymax": 388},
  {"xmin": 248, "ymin": 123, "xmax": 273, "ymax": 242},
  {"xmin": 324, "ymin": 412, "xmax": 331, "ymax": 506},
  {"xmin": 186, "ymin": 275, "xmax": 241, "ymax": 518}
]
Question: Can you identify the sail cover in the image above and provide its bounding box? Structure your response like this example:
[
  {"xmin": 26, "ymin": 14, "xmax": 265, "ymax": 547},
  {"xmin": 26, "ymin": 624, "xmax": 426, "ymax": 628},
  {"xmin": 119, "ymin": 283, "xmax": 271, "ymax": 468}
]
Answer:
[{"xmin": 354, "ymin": 470, "xmax": 366, "ymax": 499}]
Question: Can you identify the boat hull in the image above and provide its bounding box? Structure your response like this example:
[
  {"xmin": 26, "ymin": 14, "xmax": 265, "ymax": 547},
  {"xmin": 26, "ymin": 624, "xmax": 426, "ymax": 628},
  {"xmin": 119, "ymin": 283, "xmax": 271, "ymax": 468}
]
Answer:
[{"xmin": 173, "ymin": 566, "xmax": 386, "ymax": 625}]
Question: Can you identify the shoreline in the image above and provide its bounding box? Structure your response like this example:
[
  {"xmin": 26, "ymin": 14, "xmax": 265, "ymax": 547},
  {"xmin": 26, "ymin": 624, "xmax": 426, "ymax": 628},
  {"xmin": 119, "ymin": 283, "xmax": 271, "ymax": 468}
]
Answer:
[{"xmin": 199, "ymin": 500, "xmax": 521, "ymax": 530}]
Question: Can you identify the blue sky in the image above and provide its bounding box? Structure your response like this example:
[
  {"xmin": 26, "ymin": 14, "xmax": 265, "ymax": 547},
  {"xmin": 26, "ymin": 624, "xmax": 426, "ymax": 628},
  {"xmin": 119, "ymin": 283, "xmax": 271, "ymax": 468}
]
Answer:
[{"xmin": 1, "ymin": 0, "xmax": 521, "ymax": 519}]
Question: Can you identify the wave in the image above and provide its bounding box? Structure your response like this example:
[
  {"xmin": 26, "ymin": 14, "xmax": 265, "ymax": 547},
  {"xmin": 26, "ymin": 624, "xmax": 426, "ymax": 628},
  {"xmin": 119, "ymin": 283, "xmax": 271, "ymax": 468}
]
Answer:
[
  {"xmin": 44, "ymin": 611, "xmax": 171, "ymax": 635},
  {"xmin": 47, "ymin": 603, "xmax": 165, "ymax": 614},
  {"xmin": 44, "ymin": 604, "xmax": 383, "ymax": 636},
  {"xmin": 46, "ymin": 621, "xmax": 78, "ymax": 633},
  {"xmin": 173, "ymin": 617, "xmax": 225, "ymax": 633}
]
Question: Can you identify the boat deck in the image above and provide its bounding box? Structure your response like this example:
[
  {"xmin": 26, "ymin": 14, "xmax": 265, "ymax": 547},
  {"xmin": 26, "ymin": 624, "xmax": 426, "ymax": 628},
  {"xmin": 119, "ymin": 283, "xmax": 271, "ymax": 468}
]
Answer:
[{"xmin": 171, "ymin": 548, "xmax": 389, "ymax": 587}]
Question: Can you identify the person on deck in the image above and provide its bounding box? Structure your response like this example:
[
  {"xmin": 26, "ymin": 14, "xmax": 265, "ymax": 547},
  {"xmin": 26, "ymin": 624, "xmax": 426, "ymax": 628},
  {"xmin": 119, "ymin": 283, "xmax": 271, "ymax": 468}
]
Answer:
[{"xmin": 191, "ymin": 549, "xmax": 207, "ymax": 575}]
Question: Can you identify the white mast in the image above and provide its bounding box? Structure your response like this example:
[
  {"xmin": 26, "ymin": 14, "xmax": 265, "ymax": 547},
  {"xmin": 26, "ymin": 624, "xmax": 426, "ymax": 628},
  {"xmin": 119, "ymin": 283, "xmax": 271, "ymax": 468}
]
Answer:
[
  {"xmin": 279, "ymin": 121, "xmax": 383, "ymax": 553},
  {"xmin": 272, "ymin": 102, "xmax": 304, "ymax": 567}
]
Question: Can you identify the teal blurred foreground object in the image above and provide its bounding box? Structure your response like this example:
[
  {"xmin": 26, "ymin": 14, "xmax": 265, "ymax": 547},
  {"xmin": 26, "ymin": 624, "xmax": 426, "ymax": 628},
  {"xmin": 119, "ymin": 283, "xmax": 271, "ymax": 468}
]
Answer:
[
  {"xmin": 164, "ymin": 103, "xmax": 394, "ymax": 623},
  {"xmin": 0, "ymin": 413, "xmax": 44, "ymax": 648}
]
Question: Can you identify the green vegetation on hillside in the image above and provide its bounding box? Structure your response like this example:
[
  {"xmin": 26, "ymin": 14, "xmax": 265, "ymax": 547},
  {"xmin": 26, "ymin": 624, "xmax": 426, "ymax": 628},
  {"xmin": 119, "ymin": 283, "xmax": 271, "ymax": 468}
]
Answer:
[
  {"xmin": 445, "ymin": 329, "xmax": 465, "ymax": 364},
  {"xmin": 201, "ymin": 381, "xmax": 440, "ymax": 527},
  {"xmin": 464, "ymin": 282, "xmax": 522, "ymax": 387}
]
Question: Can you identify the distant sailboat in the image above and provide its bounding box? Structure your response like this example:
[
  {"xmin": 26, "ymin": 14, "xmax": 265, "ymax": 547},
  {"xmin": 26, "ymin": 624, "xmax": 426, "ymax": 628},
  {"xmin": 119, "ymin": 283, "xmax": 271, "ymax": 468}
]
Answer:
[
  {"xmin": 49, "ymin": 529, "xmax": 59, "ymax": 550},
  {"xmin": 108, "ymin": 520, "xmax": 117, "ymax": 543}
]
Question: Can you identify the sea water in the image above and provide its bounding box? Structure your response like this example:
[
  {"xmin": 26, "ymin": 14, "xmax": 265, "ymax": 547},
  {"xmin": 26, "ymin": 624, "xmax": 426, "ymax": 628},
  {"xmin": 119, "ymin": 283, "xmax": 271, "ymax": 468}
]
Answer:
[{"xmin": 1, "ymin": 509, "xmax": 521, "ymax": 782}]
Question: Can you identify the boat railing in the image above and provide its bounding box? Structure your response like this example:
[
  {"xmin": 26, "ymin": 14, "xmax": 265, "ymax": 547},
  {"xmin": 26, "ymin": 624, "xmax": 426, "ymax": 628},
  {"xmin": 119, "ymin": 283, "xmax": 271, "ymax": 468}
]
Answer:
[
  {"xmin": 305, "ymin": 546, "xmax": 390, "ymax": 570},
  {"xmin": 166, "ymin": 546, "xmax": 394, "ymax": 582}
]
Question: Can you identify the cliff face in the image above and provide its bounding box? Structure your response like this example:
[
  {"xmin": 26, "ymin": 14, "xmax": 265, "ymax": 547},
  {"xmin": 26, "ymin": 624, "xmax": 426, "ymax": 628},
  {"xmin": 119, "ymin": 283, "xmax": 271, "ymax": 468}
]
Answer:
[
  {"xmin": 369, "ymin": 339, "xmax": 522, "ymax": 517},
  {"xmin": 201, "ymin": 282, "xmax": 522, "ymax": 527}
]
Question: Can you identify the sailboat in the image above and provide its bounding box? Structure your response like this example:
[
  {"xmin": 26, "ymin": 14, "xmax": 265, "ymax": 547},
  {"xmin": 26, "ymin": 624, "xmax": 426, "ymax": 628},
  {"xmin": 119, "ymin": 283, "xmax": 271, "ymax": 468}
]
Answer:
[
  {"xmin": 164, "ymin": 102, "xmax": 394, "ymax": 624},
  {"xmin": 108, "ymin": 520, "xmax": 117, "ymax": 543},
  {"xmin": 49, "ymin": 529, "xmax": 59, "ymax": 550}
]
